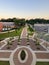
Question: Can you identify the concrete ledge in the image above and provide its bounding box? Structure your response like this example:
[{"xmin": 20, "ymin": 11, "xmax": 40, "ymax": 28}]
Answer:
[
  {"xmin": 37, "ymin": 59, "xmax": 49, "ymax": 62},
  {"xmin": 0, "ymin": 58, "xmax": 9, "ymax": 61}
]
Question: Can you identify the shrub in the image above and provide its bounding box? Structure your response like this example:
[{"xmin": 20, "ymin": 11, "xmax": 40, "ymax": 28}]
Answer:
[{"xmin": 20, "ymin": 50, "xmax": 26, "ymax": 60}]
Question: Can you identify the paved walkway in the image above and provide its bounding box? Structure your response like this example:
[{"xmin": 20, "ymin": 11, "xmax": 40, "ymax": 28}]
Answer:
[
  {"xmin": 10, "ymin": 46, "xmax": 36, "ymax": 65},
  {"xmin": 0, "ymin": 30, "xmax": 15, "ymax": 34},
  {"xmin": 35, "ymin": 53, "xmax": 49, "ymax": 59},
  {"xmin": 0, "ymin": 52, "xmax": 11, "ymax": 58},
  {"xmin": 1, "ymin": 39, "xmax": 18, "ymax": 50},
  {"xmin": 20, "ymin": 26, "xmax": 28, "ymax": 39},
  {"xmin": 0, "ymin": 25, "xmax": 49, "ymax": 64}
]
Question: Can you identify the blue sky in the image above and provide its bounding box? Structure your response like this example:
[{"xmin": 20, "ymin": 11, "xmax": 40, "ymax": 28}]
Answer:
[{"xmin": 0, "ymin": 0, "xmax": 49, "ymax": 19}]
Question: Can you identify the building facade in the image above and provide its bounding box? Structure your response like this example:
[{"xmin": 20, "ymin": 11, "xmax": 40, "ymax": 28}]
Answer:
[
  {"xmin": 0, "ymin": 22, "xmax": 3, "ymax": 31},
  {"xmin": 0, "ymin": 22, "xmax": 15, "ymax": 31},
  {"xmin": 34, "ymin": 24, "xmax": 49, "ymax": 33}
]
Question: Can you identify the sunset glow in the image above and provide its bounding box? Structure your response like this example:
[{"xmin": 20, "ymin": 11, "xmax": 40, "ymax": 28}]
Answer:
[{"xmin": 0, "ymin": 0, "xmax": 49, "ymax": 19}]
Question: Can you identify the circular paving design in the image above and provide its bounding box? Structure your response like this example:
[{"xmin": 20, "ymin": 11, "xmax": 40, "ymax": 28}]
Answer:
[{"xmin": 10, "ymin": 46, "xmax": 36, "ymax": 65}]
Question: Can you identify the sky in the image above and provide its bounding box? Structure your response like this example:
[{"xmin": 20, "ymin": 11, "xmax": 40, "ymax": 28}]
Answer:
[{"xmin": 0, "ymin": 0, "xmax": 49, "ymax": 19}]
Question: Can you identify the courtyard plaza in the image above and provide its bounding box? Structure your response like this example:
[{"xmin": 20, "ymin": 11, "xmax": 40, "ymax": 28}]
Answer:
[{"xmin": 0, "ymin": 26, "xmax": 49, "ymax": 65}]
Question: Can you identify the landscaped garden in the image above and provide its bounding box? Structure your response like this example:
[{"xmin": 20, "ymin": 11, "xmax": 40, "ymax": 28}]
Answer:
[
  {"xmin": 0, "ymin": 61, "xmax": 10, "ymax": 65},
  {"xmin": 0, "ymin": 61, "xmax": 49, "ymax": 65},
  {"xmin": 0, "ymin": 27, "xmax": 23, "ymax": 40},
  {"xmin": 36, "ymin": 62, "xmax": 49, "ymax": 65},
  {"xmin": 43, "ymin": 34, "xmax": 49, "ymax": 42},
  {"xmin": 28, "ymin": 25, "xmax": 34, "ymax": 36},
  {"xmin": 36, "ymin": 32, "xmax": 49, "ymax": 42},
  {"xmin": 0, "ymin": 24, "xmax": 49, "ymax": 65},
  {"xmin": 36, "ymin": 32, "xmax": 46, "ymax": 39}
]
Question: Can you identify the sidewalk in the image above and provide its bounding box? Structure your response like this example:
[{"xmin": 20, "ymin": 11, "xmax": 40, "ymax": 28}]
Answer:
[{"xmin": 20, "ymin": 27, "xmax": 28, "ymax": 38}]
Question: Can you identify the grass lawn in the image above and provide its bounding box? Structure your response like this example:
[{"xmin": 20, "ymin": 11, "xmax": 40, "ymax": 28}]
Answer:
[
  {"xmin": 0, "ymin": 28, "xmax": 23, "ymax": 40},
  {"xmin": 28, "ymin": 26, "xmax": 34, "ymax": 36},
  {"xmin": 36, "ymin": 62, "xmax": 49, "ymax": 65},
  {"xmin": 0, "ymin": 61, "xmax": 49, "ymax": 65},
  {"xmin": 0, "ymin": 61, "xmax": 10, "ymax": 65}
]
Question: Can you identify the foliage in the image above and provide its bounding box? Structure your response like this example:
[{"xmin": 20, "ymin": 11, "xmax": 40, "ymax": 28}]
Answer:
[
  {"xmin": 28, "ymin": 25, "xmax": 34, "ymax": 32},
  {"xmin": 0, "ymin": 18, "xmax": 49, "ymax": 26},
  {"xmin": 0, "ymin": 28, "xmax": 22, "ymax": 40},
  {"xmin": 0, "ymin": 61, "xmax": 10, "ymax": 65},
  {"xmin": 7, "ymin": 41, "xmax": 11, "ymax": 49},
  {"xmin": 36, "ymin": 62, "xmax": 49, "ymax": 65},
  {"xmin": 26, "ymin": 18, "xmax": 49, "ymax": 25},
  {"xmin": 28, "ymin": 25, "xmax": 34, "ymax": 36},
  {"xmin": 20, "ymin": 50, "xmax": 26, "ymax": 60}
]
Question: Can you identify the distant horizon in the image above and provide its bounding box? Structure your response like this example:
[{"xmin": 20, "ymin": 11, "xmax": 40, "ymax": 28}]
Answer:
[{"xmin": 0, "ymin": 17, "xmax": 49, "ymax": 20}]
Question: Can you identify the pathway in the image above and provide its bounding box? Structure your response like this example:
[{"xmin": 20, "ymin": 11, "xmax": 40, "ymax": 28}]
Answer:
[
  {"xmin": 0, "ymin": 25, "xmax": 49, "ymax": 64},
  {"xmin": 20, "ymin": 26, "xmax": 28, "ymax": 39}
]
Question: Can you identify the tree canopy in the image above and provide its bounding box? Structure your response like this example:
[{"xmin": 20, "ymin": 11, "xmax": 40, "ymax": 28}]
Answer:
[{"xmin": 0, "ymin": 18, "xmax": 49, "ymax": 25}]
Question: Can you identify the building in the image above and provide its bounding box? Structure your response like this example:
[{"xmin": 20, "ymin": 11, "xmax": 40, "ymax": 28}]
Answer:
[
  {"xmin": 34, "ymin": 24, "xmax": 49, "ymax": 33},
  {"xmin": 0, "ymin": 22, "xmax": 3, "ymax": 31},
  {"xmin": 3, "ymin": 22, "xmax": 15, "ymax": 28},
  {"xmin": 0, "ymin": 22, "xmax": 15, "ymax": 31}
]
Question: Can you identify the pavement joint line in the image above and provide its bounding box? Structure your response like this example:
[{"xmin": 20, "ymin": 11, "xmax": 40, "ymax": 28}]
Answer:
[
  {"xmin": 0, "ymin": 40, "xmax": 7, "ymax": 50},
  {"xmin": 0, "ymin": 50, "xmax": 13, "ymax": 52},
  {"xmin": 40, "ymin": 43, "xmax": 48, "ymax": 51},
  {"xmin": 40, "ymin": 39, "xmax": 49, "ymax": 44},
  {"xmin": 0, "ymin": 58, "xmax": 10, "ymax": 61},
  {"xmin": 37, "ymin": 59, "xmax": 49, "ymax": 62},
  {"xmin": 36, "ymin": 38, "xmax": 49, "ymax": 51},
  {"xmin": 40, "ymin": 42, "xmax": 49, "ymax": 51},
  {"xmin": 0, "ymin": 43, "xmax": 7, "ymax": 50},
  {"xmin": 34, "ymin": 51, "xmax": 49, "ymax": 53}
]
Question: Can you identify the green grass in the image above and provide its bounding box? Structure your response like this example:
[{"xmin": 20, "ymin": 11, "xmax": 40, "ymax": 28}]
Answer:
[
  {"xmin": 28, "ymin": 32, "xmax": 34, "ymax": 35},
  {"xmin": 43, "ymin": 35, "xmax": 49, "ymax": 42},
  {"xmin": 28, "ymin": 26, "xmax": 34, "ymax": 32},
  {"xmin": 0, "ymin": 61, "xmax": 10, "ymax": 65},
  {"xmin": 0, "ymin": 28, "xmax": 23, "ymax": 40},
  {"xmin": 0, "ymin": 61, "xmax": 49, "ymax": 65},
  {"xmin": 36, "ymin": 62, "xmax": 49, "ymax": 65},
  {"xmin": 28, "ymin": 26, "xmax": 34, "ymax": 36},
  {"xmin": 36, "ymin": 32, "xmax": 49, "ymax": 42}
]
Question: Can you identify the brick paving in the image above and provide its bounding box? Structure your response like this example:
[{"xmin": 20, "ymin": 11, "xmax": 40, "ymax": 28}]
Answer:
[
  {"xmin": 0, "ymin": 52, "xmax": 11, "ymax": 58},
  {"xmin": 42, "ymin": 42, "xmax": 49, "ymax": 47},
  {"xmin": 1, "ymin": 40, "xmax": 18, "ymax": 50},
  {"xmin": 13, "ymin": 48, "xmax": 33, "ymax": 65},
  {"xmin": 0, "ymin": 26, "xmax": 49, "ymax": 65},
  {"xmin": 35, "ymin": 53, "xmax": 49, "ymax": 59},
  {"xmin": 20, "ymin": 38, "xmax": 27, "ymax": 46},
  {"xmin": 29, "ymin": 39, "xmax": 46, "ymax": 51},
  {"xmin": 0, "ymin": 38, "xmax": 48, "ymax": 61},
  {"xmin": 0, "ymin": 42, "xmax": 5, "ymax": 47},
  {"xmin": 20, "ymin": 27, "xmax": 27, "ymax": 38}
]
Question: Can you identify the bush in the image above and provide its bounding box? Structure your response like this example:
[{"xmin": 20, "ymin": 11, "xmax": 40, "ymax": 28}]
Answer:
[
  {"xmin": 36, "ymin": 47, "xmax": 40, "ymax": 50},
  {"xmin": 20, "ymin": 50, "xmax": 26, "ymax": 60},
  {"xmin": 7, "ymin": 46, "xmax": 10, "ymax": 49}
]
